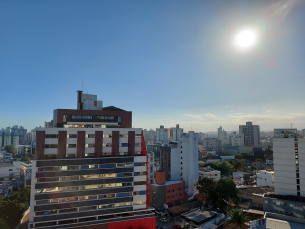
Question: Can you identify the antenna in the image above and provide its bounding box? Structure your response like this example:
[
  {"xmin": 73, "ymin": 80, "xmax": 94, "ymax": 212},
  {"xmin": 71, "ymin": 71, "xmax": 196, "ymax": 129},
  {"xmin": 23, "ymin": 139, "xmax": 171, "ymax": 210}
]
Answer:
[
  {"xmin": 82, "ymin": 81, "xmax": 83, "ymax": 91},
  {"xmin": 291, "ymin": 123, "xmax": 294, "ymax": 129}
]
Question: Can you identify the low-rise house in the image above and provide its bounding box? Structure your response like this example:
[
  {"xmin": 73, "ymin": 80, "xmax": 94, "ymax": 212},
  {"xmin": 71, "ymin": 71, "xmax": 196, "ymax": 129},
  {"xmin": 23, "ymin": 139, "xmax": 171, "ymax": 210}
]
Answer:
[
  {"xmin": 217, "ymin": 153, "xmax": 235, "ymax": 160},
  {"xmin": 239, "ymin": 186, "xmax": 274, "ymax": 210},
  {"xmin": 203, "ymin": 155, "xmax": 222, "ymax": 163},
  {"xmin": 256, "ymin": 170, "xmax": 274, "ymax": 187},
  {"xmin": 199, "ymin": 167, "xmax": 220, "ymax": 181}
]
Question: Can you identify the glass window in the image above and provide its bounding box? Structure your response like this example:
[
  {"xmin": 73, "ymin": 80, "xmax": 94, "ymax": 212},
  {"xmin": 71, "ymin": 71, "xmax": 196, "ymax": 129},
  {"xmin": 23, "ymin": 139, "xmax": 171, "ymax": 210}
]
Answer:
[
  {"xmin": 80, "ymin": 174, "xmax": 99, "ymax": 180},
  {"xmin": 87, "ymin": 134, "xmax": 95, "ymax": 138},
  {"xmin": 79, "ymin": 206, "xmax": 96, "ymax": 211},
  {"xmin": 134, "ymin": 181, "xmax": 146, "ymax": 185},
  {"xmin": 37, "ymin": 177, "xmax": 59, "ymax": 182},
  {"xmin": 100, "ymin": 173, "xmax": 116, "ymax": 178},
  {"xmin": 38, "ymin": 167, "xmax": 60, "ymax": 172},
  {"xmin": 118, "ymin": 116, "xmax": 122, "ymax": 123},
  {"xmin": 103, "ymin": 143, "xmax": 112, "ymax": 147},
  {"xmin": 59, "ymin": 197, "xmax": 78, "ymax": 203},
  {"xmin": 79, "ymin": 185, "xmax": 98, "ymax": 190},
  {"xmin": 45, "ymin": 134, "xmax": 58, "ymax": 138},
  {"xmin": 68, "ymin": 134, "xmax": 77, "ymax": 138},
  {"xmin": 120, "ymin": 134, "xmax": 128, "ymax": 138},
  {"xmin": 72, "ymin": 115, "xmax": 77, "ymax": 119},
  {"xmin": 45, "ymin": 144, "xmax": 58, "ymax": 148},
  {"xmin": 99, "ymin": 193, "xmax": 115, "ymax": 198},
  {"xmin": 61, "ymin": 165, "xmax": 79, "ymax": 170},
  {"xmin": 60, "ymin": 176, "xmax": 79, "ymax": 181},
  {"xmin": 59, "ymin": 208, "xmax": 77, "ymax": 213},
  {"xmin": 98, "ymin": 204, "xmax": 115, "ymax": 209},
  {"xmin": 79, "ymin": 195, "xmax": 97, "ymax": 200},
  {"xmin": 100, "ymin": 116, "xmax": 105, "ymax": 119},
  {"xmin": 67, "ymin": 144, "xmax": 76, "ymax": 148},
  {"xmin": 85, "ymin": 144, "xmax": 95, "ymax": 148},
  {"xmin": 135, "ymin": 134, "xmax": 142, "ymax": 138},
  {"xmin": 66, "ymin": 154, "xmax": 76, "ymax": 158},
  {"xmin": 76, "ymin": 115, "xmax": 81, "ymax": 119},
  {"xmin": 60, "ymin": 186, "xmax": 78, "ymax": 191}
]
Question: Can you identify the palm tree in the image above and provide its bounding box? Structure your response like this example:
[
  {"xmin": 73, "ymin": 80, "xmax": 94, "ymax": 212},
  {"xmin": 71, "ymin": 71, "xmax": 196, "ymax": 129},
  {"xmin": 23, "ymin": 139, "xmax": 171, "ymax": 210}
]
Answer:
[{"xmin": 226, "ymin": 208, "xmax": 250, "ymax": 229}]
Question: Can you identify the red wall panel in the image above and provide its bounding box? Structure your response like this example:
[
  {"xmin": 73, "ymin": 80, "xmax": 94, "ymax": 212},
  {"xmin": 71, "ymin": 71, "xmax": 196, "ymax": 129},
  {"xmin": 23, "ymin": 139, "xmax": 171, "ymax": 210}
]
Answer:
[{"xmin": 108, "ymin": 217, "xmax": 156, "ymax": 229}]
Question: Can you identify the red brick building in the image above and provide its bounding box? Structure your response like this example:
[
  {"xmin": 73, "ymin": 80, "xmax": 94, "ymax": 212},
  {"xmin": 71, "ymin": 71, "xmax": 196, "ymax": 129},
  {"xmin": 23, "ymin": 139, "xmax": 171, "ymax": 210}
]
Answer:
[{"xmin": 148, "ymin": 171, "xmax": 187, "ymax": 209}]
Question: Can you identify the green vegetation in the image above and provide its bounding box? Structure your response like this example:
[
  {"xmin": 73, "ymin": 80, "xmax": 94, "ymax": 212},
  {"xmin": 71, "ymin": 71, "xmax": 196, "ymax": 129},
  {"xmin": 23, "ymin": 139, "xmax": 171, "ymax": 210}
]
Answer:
[
  {"xmin": 4, "ymin": 145, "xmax": 15, "ymax": 153},
  {"xmin": 202, "ymin": 161, "xmax": 233, "ymax": 174},
  {"xmin": 196, "ymin": 177, "xmax": 241, "ymax": 210},
  {"xmin": 0, "ymin": 186, "xmax": 30, "ymax": 228},
  {"xmin": 255, "ymin": 158, "xmax": 262, "ymax": 162},
  {"xmin": 230, "ymin": 160, "xmax": 244, "ymax": 171},
  {"xmin": 226, "ymin": 208, "xmax": 250, "ymax": 229},
  {"xmin": 0, "ymin": 220, "xmax": 10, "ymax": 229},
  {"xmin": 22, "ymin": 156, "xmax": 30, "ymax": 162},
  {"xmin": 264, "ymin": 148, "xmax": 273, "ymax": 159}
]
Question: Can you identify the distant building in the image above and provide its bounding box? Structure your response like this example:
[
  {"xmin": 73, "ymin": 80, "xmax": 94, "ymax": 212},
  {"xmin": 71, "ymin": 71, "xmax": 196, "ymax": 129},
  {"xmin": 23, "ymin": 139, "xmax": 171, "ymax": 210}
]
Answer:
[
  {"xmin": 159, "ymin": 132, "xmax": 199, "ymax": 197},
  {"xmin": 203, "ymin": 155, "xmax": 222, "ymax": 163},
  {"xmin": 257, "ymin": 170, "xmax": 274, "ymax": 187},
  {"xmin": 156, "ymin": 125, "xmax": 168, "ymax": 143},
  {"xmin": 217, "ymin": 153, "xmax": 235, "ymax": 160},
  {"xmin": 148, "ymin": 171, "xmax": 187, "ymax": 209},
  {"xmin": 0, "ymin": 161, "xmax": 20, "ymax": 183},
  {"xmin": 239, "ymin": 121, "xmax": 260, "ymax": 147},
  {"xmin": 199, "ymin": 167, "xmax": 220, "ymax": 181}
]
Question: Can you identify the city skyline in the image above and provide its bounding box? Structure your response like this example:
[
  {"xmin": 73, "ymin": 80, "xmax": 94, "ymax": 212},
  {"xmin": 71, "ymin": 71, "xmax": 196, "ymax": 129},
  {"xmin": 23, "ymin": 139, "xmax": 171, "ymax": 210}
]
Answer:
[{"xmin": 1, "ymin": 0, "xmax": 305, "ymax": 132}]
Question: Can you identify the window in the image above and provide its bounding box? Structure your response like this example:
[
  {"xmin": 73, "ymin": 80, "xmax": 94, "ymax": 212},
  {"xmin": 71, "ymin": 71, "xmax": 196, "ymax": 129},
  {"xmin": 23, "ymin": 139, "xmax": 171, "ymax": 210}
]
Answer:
[
  {"xmin": 68, "ymin": 134, "xmax": 77, "ymax": 138},
  {"xmin": 60, "ymin": 176, "xmax": 79, "ymax": 181},
  {"xmin": 45, "ymin": 144, "xmax": 58, "ymax": 148},
  {"xmin": 276, "ymin": 201, "xmax": 280, "ymax": 206},
  {"xmin": 59, "ymin": 197, "xmax": 78, "ymax": 203},
  {"xmin": 60, "ymin": 186, "xmax": 78, "ymax": 191},
  {"xmin": 85, "ymin": 144, "xmax": 95, "ymax": 148},
  {"xmin": 79, "ymin": 185, "xmax": 98, "ymax": 190},
  {"xmin": 134, "ymin": 181, "xmax": 146, "ymax": 185},
  {"xmin": 9, "ymin": 169, "xmax": 13, "ymax": 171},
  {"xmin": 61, "ymin": 165, "xmax": 79, "ymax": 170},
  {"xmin": 118, "ymin": 116, "xmax": 121, "ymax": 123},
  {"xmin": 72, "ymin": 115, "xmax": 77, "ymax": 119},
  {"xmin": 46, "ymin": 134, "xmax": 58, "ymax": 138},
  {"xmin": 87, "ymin": 134, "xmax": 95, "ymax": 138},
  {"xmin": 67, "ymin": 144, "xmax": 76, "ymax": 148},
  {"xmin": 80, "ymin": 174, "xmax": 99, "ymax": 180}
]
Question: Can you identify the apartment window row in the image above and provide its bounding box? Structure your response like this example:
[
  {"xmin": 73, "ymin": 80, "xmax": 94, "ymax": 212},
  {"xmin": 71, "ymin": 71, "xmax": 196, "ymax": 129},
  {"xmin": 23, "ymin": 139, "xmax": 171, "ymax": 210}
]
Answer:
[
  {"xmin": 70, "ymin": 115, "xmax": 121, "ymax": 121},
  {"xmin": 32, "ymin": 209, "xmax": 151, "ymax": 228},
  {"xmin": 37, "ymin": 162, "xmax": 146, "ymax": 172},
  {"xmin": 36, "ymin": 181, "xmax": 146, "ymax": 194},
  {"xmin": 36, "ymin": 191, "xmax": 147, "ymax": 205},
  {"xmin": 35, "ymin": 200, "xmax": 146, "ymax": 216},
  {"xmin": 37, "ymin": 172, "xmax": 135, "ymax": 183},
  {"xmin": 46, "ymin": 133, "xmax": 136, "ymax": 139}
]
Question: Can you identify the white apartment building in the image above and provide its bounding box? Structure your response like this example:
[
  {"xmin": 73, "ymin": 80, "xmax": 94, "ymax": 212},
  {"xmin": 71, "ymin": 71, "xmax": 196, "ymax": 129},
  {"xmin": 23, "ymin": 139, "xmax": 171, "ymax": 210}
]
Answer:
[
  {"xmin": 273, "ymin": 128, "xmax": 305, "ymax": 197},
  {"xmin": 0, "ymin": 162, "xmax": 20, "ymax": 183},
  {"xmin": 256, "ymin": 170, "xmax": 274, "ymax": 187},
  {"xmin": 147, "ymin": 151, "xmax": 154, "ymax": 184},
  {"xmin": 156, "ymin": 125, "xmax": 168, "ymax": 143},
  {"xmin": 239, "ymin": 121, "xmax": 260, "ymax": 147},
  {"xmin": 231, "ymin": 134, "xmax": 244, "ymax": 146},
  {"xmin": 160, "ymin": 131, "xmax": 199, "ymax": 197},
  {"xmin": 199, "ymin": 167, "xmax": 220, "ymax": 181}
]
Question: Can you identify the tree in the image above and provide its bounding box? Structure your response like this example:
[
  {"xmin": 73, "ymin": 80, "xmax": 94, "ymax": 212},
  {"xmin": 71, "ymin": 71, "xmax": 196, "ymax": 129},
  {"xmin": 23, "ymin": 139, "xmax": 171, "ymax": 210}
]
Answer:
[
  {"xmin": 22, "ymin": 156, "xmax": 30, "ymax": 162},
  {"xmin": 255, "ymin": 158, "xmax": 262, "ymax": 162},
  {"xmin": 216, "ymin": 178, "xmax": 241, "ymax": 211},
  {"xmin": 226, "ymin": 208, "xmax": 250, "ymax": 229},
  {"xmin": 203, "ymin": 161, "xmax": 233, "ymax": 175},
  {"xmin": 264, "ymin": 148, "xmax": 273, "ymax": 159},
  {"xmin": 195, "ymin": 177, "xmax": 217, "ymax": 209},
  {"xmin": 0, "ymin": 220, "xmax": 9, "ymax": 229},
  {"xmin": 4, "ymin": 145, "xmax": 15, "ymax": 153},
  {"xmin": 5, "ymin": 186, "xmax": 31, "ymax": 203},
  {"xmin": 0, "ymin": 199, "xmax": 27, "ymax": 228},
  {"xmin": 235, "ymin": 154, "xmax": 244, "ymax": 160},
  {"xmin": 206, "ymin": 153, "xmax": 214, "ymax": 157},
  {"xmin": 231, "ymin": 160, "xmax": 243, "ymax": 171}
]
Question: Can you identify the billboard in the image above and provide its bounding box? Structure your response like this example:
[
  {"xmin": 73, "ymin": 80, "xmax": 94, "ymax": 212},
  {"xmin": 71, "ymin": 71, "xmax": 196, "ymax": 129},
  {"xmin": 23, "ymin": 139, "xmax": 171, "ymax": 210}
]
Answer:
[{"xmin": 249, "ymin": 218, "xmax": 266, "ymax": 229}]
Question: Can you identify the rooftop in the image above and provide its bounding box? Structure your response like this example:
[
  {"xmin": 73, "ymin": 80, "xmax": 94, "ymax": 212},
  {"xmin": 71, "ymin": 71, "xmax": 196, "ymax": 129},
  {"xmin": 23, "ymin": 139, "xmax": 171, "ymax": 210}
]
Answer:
[
  {"xmin": 0, "ymin": 162, "xmax": 14, "ymax": 168},
  {"xmin": 181, "ymin": 208, "xmax": 217, "ymax": 225},
  {"xmin": 151, "ymin": 180, "xmax": 183, "ymax": 187},
  {"xmin": 264, "ymin": 193, "xmax": 305, "ymax": 203}
]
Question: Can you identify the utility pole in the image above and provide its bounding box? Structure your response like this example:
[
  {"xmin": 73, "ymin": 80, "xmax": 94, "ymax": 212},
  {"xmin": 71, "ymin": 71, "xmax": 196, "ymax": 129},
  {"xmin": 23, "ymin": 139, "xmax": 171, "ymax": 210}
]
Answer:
[{"xmin": 291, "ymin": 123, "xmax": 294, "ymax": 129}]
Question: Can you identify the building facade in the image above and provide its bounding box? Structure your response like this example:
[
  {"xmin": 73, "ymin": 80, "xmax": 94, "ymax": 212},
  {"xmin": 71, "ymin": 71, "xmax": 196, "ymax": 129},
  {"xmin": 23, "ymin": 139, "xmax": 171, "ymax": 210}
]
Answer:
[
  {"xmin": 29, "ymin": 92, "xmax": 155, "ymax": 229},
  {"xmin": 256, "ymin": 170, "xmax": 274, "ymax": 187},
  {"xmin": 239, "ymin": 121, "xmax": 260, "ymax": 147},
  {"xmin": 199, "ymin": 168, "xmax": 220, "ymax": 181},
  {"xmin": 273, "ymin": 129, "xmax": 304, "ymax": 197},
  {"xmin": 159, "ymin": 132, "xmax": 199, "ymax": 197},
  {"xmin": 148, "ymin": 171, "xmax": 187, "ymax": 209}
]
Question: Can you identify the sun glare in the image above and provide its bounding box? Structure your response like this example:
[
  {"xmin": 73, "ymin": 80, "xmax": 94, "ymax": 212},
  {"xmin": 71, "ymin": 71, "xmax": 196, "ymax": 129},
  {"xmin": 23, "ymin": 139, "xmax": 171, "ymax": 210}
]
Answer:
[{"xmin": 234, "ymin": 29, "xmax": 257, "ymax": 50}]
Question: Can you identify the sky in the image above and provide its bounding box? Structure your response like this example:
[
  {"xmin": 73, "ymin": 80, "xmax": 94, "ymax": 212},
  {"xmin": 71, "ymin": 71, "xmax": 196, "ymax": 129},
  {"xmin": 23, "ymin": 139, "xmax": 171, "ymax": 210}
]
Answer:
[{"xmin": 1, "ymin": 0, "xmax": 305, "ymax": 132}]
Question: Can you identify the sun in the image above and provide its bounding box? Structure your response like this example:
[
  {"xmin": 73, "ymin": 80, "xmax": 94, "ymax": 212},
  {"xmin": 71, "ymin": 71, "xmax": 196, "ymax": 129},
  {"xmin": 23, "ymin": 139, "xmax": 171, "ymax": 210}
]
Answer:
[{"xmin": 234, "ymin": 29, "xmax": 257, "ymax": 50}]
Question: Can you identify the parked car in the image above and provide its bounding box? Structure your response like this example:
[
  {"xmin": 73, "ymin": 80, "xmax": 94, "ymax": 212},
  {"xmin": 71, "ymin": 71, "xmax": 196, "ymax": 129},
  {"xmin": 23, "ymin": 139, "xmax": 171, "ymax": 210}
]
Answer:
[
  {"xmin": 173, "ymin": 225, "xmax": 181, "ymax": 229},
  {"xmin": 184, "ymin": 223, "xmax": 190, "ymax": 228},
  {"xmin": 160, "ymin": 218, "xmax": 168, "ymax": 223}
]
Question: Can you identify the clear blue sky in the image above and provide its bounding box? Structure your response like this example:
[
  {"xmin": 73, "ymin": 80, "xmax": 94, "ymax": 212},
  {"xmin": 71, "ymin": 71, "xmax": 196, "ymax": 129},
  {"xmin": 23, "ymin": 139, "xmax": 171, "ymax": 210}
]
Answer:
[{"xmin": 1, "ymin": 0, "xmax": 305, "ymax": 132}]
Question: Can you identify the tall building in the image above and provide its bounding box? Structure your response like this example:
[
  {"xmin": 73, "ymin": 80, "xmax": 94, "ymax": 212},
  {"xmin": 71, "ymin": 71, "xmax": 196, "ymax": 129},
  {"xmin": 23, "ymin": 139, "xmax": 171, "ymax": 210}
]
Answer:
[
  {"xmin": 156, "ymin": 125, "xmax": 168, "ymax": 143},
  {"xmin": 159, "ymin": 132, "xmax": 199, "ymax": 197},
  {"xmin": 273, "ymin": 128, "xmax": 304, "ymax": 196},
  {"xmin": 239, "ymin": 121, "xmax": 260, "ymax": 147},
  {"xmin": 29, "ymin": 91, "xmax": 155, "ymax": 229}
]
